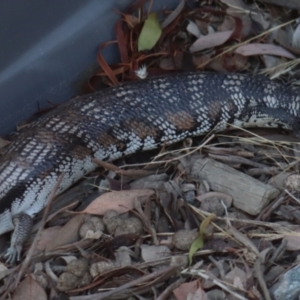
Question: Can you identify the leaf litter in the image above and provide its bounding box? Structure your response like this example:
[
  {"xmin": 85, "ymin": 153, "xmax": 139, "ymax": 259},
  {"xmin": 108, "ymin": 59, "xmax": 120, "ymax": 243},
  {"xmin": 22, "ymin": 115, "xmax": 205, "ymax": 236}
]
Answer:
[{"xmin": 2, "ymin": 0, "xmax": 300, "ymax": 299}]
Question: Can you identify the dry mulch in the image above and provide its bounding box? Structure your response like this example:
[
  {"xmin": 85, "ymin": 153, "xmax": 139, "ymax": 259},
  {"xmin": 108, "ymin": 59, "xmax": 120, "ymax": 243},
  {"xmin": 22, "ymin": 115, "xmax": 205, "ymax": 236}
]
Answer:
[{"xmin": 1, "ymin": 0, "xmax": 300, "ymax": 299}]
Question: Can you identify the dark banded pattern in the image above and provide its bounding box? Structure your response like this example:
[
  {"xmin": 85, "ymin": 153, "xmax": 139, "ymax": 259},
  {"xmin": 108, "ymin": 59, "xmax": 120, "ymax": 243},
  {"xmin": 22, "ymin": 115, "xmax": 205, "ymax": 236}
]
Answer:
[{"xmin": 0, "ymin": 72, "xmax": 299, "ymax": 260}]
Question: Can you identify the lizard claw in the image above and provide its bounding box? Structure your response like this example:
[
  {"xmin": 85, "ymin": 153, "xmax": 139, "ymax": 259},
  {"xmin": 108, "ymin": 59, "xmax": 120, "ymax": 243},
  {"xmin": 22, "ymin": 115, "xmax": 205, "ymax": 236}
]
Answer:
[
  {"xmin": 3, "ymin": 214, "xmax": 33, "ymax": 264},
  {"xmin": 4, "ymin": 245, "xmax": 22, "ymax": 264}
]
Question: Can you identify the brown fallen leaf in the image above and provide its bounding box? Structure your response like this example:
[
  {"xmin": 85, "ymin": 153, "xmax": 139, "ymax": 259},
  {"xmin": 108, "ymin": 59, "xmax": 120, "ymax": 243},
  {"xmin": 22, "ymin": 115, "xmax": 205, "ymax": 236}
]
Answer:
[
  {"xmin": 161, "ymin": 0, "xmax": 185, "ymax": 28},
  {"xmin": 34, "ymin": 225, "xmax": 62, "ymax": 254},
  {"xmin": 223, "ymin": 0, "xmax": 270, "ymax": 36},
  {"xmin": 189, "ymin": 287, "xmax": 209, "ymax": 300},
  {"xmin": 173, "ymin": 280, "xmax": 201, "ymax": 300},
  {"xmin": 224, "ymin": 0, "xmax": 252, "ymax": 37},
  {"xmin": 190, "ymin": 30, "xmax": 234, "ymax": 53},
  {"xmin": 45, "ymin": 214, "xmax": 85, "ymax": 252},
  {"xmin": 235, "ymin": 43, "xmax": 296, "ymax": 59},
  {"xmin": 224, "ymin": 267, "xmax": 248, "ymax": 289},
  {"xmin": 81, "ymin": 189, "xmax": 155, "ymax": 215},
  {"xmin": 12, "ymin": 275, "xmax": 47, "ymax": 300},
  {"xmin": 219, "ymin": 15, "xmax": 236, "ymax": 32}
]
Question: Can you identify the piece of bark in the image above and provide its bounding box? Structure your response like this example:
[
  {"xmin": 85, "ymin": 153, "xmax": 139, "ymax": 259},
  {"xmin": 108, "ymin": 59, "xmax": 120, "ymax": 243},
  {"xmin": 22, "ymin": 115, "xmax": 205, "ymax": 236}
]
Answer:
[{"xmin": 190, "ymin": 158, "xmax": 280, "ymax": 215}]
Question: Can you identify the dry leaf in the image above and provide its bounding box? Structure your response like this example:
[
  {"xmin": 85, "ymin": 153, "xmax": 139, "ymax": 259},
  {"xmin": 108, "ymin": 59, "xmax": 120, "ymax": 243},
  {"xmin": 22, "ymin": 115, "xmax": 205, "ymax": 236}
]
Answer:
[
  {"xmin": 190, "ymin": 30, "xmax": 233, "ymax": 53},
  {"xmin": 188, "ymin": 287, "xmax": 209, "ymax": 300},
  {"xmin": 235, "ymin": 43, "xmax": 296, "ymax": 59},
  {"xmin": 12, "ymin": 276, "xmax": 47, "ymax": 300},
  {"xmin": 0, "ymin": 263, "xmax": 8, "ymax": 280},
  {"xmin": 219, "ymin": 15, "xmax": 236, "ymax": 32},
  {"xmin": 81, "ymin": 189, "xmax": 155, "ymax": 215},
  {"xmin": 187, "ymin": 20, "xmax": 201, "ymax": 38},
  {"xmin": 173, "ymin": 280, "xmax": 200, "ymax": 300},
  {"xmin": 161, "ymin": 0, "xmax": 185, "ymax": 28},
  {"xmin": 224, "ymin": 267, "xmax": 247, "ymax": 289},
  {"xmin": 45, "ymin": 214, "xmax": 85, "ymax": 252},
  {"xmin": 222, "ymin": 0, "xmax": 252, "ymax": 37},
  {"xmin": 34, "ymin": 226, "xmax": 62, "ymax": 254}
]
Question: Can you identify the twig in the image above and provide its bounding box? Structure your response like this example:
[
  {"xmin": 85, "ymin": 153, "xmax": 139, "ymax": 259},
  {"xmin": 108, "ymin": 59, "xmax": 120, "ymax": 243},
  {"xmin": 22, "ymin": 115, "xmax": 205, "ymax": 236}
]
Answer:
[
  {"xmin": 269, "ymin": 239, "xmax": 287, "ymax": 265},
  {"xmin": 134, "ymin": 197, "xmax": 159, "ymax": 245},
  {"xmin": 285, "ymin": 189, "xmax": 300, "ymax": 205},
  {"xmin": 254, "ymin": 258, "xmax": 271, "ymax": 300},
  {"xmin": 247, "ymin": 166, "xmax": 281, "ymax": 176},
  {"xmin": 70, "ymin": 266, "xmax": 178, "ymax": 300},
  {"xmin": 156, "ymin": 277, "xmax": 185, "ymax": 300},
  {"xmin": 120, "ymin": 134, "xmax": 215, "ymax": 168},
  {"xmin": 208, "ymin": 153, "xmax": 270, "ymax": 169},
  {"xmin": 209, "ymin": 255, "xmax": 226, "ymax": 279},
  {"xmin": 182, "ymin": 269, "xmax": 248, "ymax": 300},
  {"xmin": 258, "ymin": 194, "xmax": 286, "ymax": 221},
  {"xmin": 192, "ymin": 206, "xmax": 299, "ymax": 230}
]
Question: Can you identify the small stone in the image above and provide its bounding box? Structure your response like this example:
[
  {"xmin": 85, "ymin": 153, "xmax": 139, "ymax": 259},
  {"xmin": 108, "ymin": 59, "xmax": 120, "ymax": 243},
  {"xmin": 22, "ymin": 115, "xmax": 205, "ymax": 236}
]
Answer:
[
  {"xmin": 285, "ymin": 175, "xmax": 300, "ymax": 191},
  {"xmin": 78, "ymin": 272, "xmax": 92, "ymax": 287},
  {"xmin": 79, "ymin": 217, "xmax": 105, "ymax": 239},
  {"xmin": 115, "ymin": 247, "xmax": 133, "ymax": 266},
  {"xmin": 173, "ymin": 229, "xmax": 198, "ymax": 251},
  {"xmin": 57, "ymin": 272, "xmax": 79, "ymax": 291},
  {"xmin": 114, "ymin": 217, "xmax": 143, "ymax": 236},
  {"xmin": 103, "ymin": 210, "xmax": 119, "ymax": 222},
  {"xmin": 66, "ymin": 259, "xmax": 89, "ymax": 277},
  {"xmin": 90, "ymin": 261, "xmax": 118, "ymax": 278},
  {"xmin": 184, "ymin": 190, "xmax": 196, "ymax": 204},
  {"xmin": 103, "ymin": 211, "xmax": 124, "ymax": 234},
  {"xmin": 170, "ymin": 255, "xmax": 189, "ymax": 269},
  {"xmin": 270, "ymin": 264, "xmax": 300, "ymax": 300},
  {"xmin": 200, "ymin": 197, "xmax": 225, "ymax": 216}
]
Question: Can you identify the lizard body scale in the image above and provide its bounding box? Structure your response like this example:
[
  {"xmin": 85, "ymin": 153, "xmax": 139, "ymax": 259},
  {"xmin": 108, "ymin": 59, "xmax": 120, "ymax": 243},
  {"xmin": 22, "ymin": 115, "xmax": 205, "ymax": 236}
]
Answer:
[{"xmin": 0, "ymin": 72, "xmax": 299, "ymax": 262}]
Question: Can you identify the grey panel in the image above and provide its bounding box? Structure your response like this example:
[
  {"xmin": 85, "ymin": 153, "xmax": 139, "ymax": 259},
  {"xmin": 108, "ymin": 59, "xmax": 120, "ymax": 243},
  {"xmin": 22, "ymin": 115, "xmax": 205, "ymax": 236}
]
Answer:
[{"xmin": 0, "ymin": 0, "xmax": 176, "ymax": 135}]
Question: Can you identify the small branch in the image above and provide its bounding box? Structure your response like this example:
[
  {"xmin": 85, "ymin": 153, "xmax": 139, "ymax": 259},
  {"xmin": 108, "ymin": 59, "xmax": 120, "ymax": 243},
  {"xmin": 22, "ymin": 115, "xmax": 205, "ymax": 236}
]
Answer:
[{"xmin": 70, "ymin": 266, "xmax": 178, "ymax": 300}]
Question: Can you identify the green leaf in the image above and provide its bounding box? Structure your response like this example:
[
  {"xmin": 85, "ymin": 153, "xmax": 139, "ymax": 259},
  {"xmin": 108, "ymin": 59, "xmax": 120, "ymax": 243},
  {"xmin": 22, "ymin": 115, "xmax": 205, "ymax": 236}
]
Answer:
[
  {"xmin": 138, "ymin": 13, "xmax": 162, "ymax": 51},
  {"xmin": 188, "ymin": 214, "xmax": 216, "ymax": 265},
  {"xmin": 188, "ymin": 235, "xmax": 204, "ymax": 266}
]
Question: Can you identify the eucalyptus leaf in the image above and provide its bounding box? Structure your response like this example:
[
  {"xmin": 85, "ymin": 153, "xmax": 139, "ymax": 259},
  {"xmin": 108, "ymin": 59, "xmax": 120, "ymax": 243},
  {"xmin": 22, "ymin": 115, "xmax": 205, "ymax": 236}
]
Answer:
[
  {"xmin": 189, "ymin": 214, "xmax": 216, "ymax": 265},
  {"xmin": 138, "ymin": 13, "xmax": 162, "ymax": 51}
]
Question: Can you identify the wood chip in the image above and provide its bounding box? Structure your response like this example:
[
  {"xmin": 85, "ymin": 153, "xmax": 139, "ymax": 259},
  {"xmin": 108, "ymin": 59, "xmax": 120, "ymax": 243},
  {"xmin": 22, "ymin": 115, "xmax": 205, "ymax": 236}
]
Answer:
[{"xmin": 190, "ymin": 158, "xmax": 280, "ymax": 215}]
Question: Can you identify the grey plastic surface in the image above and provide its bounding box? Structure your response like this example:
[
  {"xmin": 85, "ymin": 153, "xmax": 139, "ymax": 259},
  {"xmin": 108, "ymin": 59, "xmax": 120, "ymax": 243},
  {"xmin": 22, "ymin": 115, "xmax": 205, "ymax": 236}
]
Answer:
[{"xmin": 0, "ymin": 0, "xmax": 176, "ymax": 136}]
